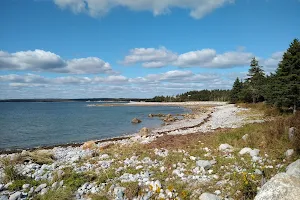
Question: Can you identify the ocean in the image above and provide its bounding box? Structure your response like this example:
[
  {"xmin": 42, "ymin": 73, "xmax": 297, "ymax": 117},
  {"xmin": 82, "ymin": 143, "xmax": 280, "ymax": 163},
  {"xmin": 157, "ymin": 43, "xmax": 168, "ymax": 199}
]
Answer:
[{"xmin": 0, "ymin": 102, "xmax": 187, "ymax": 150}]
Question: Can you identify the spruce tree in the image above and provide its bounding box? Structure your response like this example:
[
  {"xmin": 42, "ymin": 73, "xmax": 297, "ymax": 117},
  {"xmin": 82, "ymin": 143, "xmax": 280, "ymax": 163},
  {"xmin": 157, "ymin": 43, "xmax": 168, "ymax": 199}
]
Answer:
[
  {"xmin": 230, "ymin": 78, "xmax": 243, "ymax": 103},
  {"xmin": 246, "ymin": 57, "xmax": 265, "ymax": 103},
  {"xmin": 274, "ymin": 39, "xmax": 300, "ymax": 113}
]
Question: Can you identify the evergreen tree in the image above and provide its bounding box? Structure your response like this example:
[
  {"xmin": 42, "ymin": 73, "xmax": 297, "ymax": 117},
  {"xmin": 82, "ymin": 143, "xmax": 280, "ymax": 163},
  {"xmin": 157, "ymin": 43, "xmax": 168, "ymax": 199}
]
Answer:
[
  {"xmin": 230, "ymin": 77, "xmax": 243, "ymax": 103},
  {"xmin": 245, "ymin": 57, "xmax": 265, "ymax": 103},
  {"xmin": 273, "ymin": 39, "xmax": 300, "ymax": 113}
]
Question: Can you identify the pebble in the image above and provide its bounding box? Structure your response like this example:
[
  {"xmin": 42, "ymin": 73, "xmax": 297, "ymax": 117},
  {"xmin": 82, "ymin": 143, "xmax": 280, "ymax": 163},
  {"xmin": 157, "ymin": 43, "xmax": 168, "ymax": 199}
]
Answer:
[{"xmin": 22, "ymin": 184, "xmax": 30, "ymax": 190}]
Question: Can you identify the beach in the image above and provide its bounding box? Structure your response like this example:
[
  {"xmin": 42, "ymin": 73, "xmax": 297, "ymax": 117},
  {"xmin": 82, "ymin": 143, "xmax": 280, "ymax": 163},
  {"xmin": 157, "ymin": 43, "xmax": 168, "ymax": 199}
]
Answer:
[{"xmin": 0, "ymin": 102, "xmax": 282, "ymax": 200}]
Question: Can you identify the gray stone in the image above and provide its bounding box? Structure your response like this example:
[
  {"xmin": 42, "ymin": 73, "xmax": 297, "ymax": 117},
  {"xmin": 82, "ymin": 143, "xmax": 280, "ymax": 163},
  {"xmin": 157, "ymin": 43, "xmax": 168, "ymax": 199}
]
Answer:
[
  {"xmin": 35, "ymin": 183, "xmax": 47, "ymax": 193},
  {"xmin": 0, "ymin": 195, "xmax": 8, "ymax": 200},
  {"xmin": 196, "ymin": 160, "xmax": 212, "ymax": 170},
  {"xmin": 242, "ymin": 134, "xmax": 249, "ymax": 141},
  {"xmin": 286, "ymin": 159, "xmax": 300, "ymax": 178},
  {"xmin": 288, "ymin": 127, "xmax": 295, "ymax": 141},
  {"xmin": 0, "ymin": 184, "xmax": 4, "ymax": 191},
  {"xmin": 131, "ymin": 118, "xmax": 142, "ymax": 124},
  {"xmin": 8, "ymin": 192, "xmax": 21, "ymax": 200},
  {"xmin": 139, "ymin": 127, "xmax": 151, "ymax": 137},
  {"xmin": 199, "ymin": 192, "xmax": 221, "ymax": 200},
  {"xmin": 218, "ymin": 144, "xmax": 233, "ymax": 152},
  {"xmin": 22, "ymin": 184, "xmax": 30, "ymax": 190},
  {"xmin": 254, "ymin": 173, "xmax": 300, "ymax": 200},
  {"xmin": 51, "ymin": 182, "xmax": 58, "ymax": 189},
  {"xmin": 239, "ymin": 147, "xmax": 252, "ymax": 155},
  {"xmin": 285, "ymin": 149, "xmax": 294, "ymax": 157},
  {"xmin": 254, "ymin": 169, "xmax": 263, "ymax": 175},
  {"xmin": 250, "ymin": 149, "xmax": 260, "ymax": 157},
  {"xmin": 59, "ymin": 180, "xmax": 64, "ymax": 187},
  {"xmin": 114, "ymin": 187, "xmax": 126, "ymax": 200},
  {"xmin": 40, "ymin": 188, "xmax": 48, "ymax": 195}
]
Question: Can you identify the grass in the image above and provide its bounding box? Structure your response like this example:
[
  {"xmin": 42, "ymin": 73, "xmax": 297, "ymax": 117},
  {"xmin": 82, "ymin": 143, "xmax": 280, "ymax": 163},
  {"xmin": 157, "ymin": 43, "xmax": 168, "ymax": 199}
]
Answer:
[{"xmin": 33, "ymin": 187, "xmax": 73, "ymax": 200}]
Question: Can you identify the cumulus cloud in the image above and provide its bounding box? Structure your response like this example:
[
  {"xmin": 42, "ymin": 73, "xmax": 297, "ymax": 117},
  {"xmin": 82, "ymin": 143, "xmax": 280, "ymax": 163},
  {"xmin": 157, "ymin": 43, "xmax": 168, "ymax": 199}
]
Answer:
[
  {"xmin": 122, "ymin": 47, "xmax": 254, "ymax": 69},
  {"xmin": 261, "ymin": 51, "xmax": 284, "ymax": 73},
  {"xmin": 0, "ymin": 49, "xmax": 114, "ymax": 74},
  {"xmin": 53, "ymin": 0, "xmax": 234, "ymax": 19}
]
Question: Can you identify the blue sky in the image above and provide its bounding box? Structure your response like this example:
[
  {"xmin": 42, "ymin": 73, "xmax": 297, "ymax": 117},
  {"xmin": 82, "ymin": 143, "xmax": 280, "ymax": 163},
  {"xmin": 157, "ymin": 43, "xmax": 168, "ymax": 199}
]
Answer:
[{"xmin": 0, "ymin": 0, "xmax": 299, "ymax": 99}]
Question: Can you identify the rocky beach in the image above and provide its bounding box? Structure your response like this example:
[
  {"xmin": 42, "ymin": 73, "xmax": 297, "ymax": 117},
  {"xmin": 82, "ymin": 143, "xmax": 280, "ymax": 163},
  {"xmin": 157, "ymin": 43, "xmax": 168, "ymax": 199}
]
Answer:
[{"xmin": 0, "ymin": 102, "xmax": 299, "ymax": 200}]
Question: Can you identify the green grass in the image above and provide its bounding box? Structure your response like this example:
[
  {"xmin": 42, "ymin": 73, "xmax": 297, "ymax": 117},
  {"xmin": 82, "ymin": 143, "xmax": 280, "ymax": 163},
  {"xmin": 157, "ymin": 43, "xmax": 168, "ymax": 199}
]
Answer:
[{"xmin": 33, "ymin": 188, "xmax": 73, "ymax": 200}]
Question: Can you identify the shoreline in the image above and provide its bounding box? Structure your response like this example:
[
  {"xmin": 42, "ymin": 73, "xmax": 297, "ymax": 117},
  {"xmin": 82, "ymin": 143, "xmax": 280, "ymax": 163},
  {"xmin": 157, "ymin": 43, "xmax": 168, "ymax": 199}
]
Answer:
[{"xmin": 0, "ymin": 101, "xmax": 226, "ymax": 154}]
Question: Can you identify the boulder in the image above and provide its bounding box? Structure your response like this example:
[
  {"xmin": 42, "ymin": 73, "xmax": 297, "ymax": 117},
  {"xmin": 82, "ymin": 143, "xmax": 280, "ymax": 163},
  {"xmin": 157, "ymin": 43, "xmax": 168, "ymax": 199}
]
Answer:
[
  {"xmin": 131, "ymin": 118, "xmax": 142, "ymax": 124},
  {"xmin": 139, "ymin": 127, "xmax": 151, "ymax": 137},
  {"xmin": 196, "ymin": 160, "xmax": 212, "ymax": 170},
  {"xmin": 8, "ymin": 192, "xmax": 21, "ymax": 200},
  {"xmin": 82, "ymin": 141, "xmax": 96, "ymax": 150},
  {"xmin": 285, "ymin": 149, "xmax": 294, "ymax": 157},
  {"xmin": 148, "ymin": 114, "xmax": 153, "ymax": 117},
  {"xmin": 286, "ymin": 159, "xmax": 300, "ymax": 178},
  {"xmin": 218, "ymin": 144, "xmax": 233, "ymax": 152},
  {"xmin": 254, "ymin": 173, "xmax": 300, "ymax": 200},
  {"xmin": 199, "ymin": 192, "xmax": 221, "ymax": 200}
]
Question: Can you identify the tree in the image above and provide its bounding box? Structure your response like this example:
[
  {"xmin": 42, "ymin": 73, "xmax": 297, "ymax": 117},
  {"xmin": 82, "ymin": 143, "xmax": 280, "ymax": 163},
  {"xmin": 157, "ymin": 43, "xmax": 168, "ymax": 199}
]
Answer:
[
  {"xmin": 245, "ymin": 57, "xmax": 265, "ymax": 103},
  {"xmin": 230, "ymin": 78, "xmax": 243, "ymax": 103},
  {"xmin": 273, "ymin": 39, "xmax": 300, "ymax": 113}
]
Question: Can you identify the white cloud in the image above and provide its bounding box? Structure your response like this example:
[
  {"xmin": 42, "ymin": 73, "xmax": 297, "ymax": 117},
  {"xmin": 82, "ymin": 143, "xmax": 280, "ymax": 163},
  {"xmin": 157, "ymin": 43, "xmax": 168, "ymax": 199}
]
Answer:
[
  {"xmin": 53, "ymin": 0, "xmax": 234, "ymax": 19},
  {"xmin": 122, "ymin": 47, "xmax": 254, "ymax": 69},
  {"xmin": 261, "ymin": 51, "xmax": 284, "ymax": 73},
  {"xmin": 122, "ymin": 47, "xmax": 177, "ymax": 68},
  {"xmin": 0, "ymin": 49, "xmax": 114, "ymax": 74}
]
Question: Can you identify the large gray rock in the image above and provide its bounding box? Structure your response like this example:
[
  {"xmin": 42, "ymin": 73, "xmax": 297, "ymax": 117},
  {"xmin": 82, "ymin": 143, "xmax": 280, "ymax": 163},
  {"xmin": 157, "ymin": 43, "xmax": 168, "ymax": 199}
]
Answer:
[
  {"xmin": 0, "ymin": 184, "xmax": 4, "ymax": 191},
  {"xmin": 199, "ymin": 192, "xmax": 221, "ymax": 200},
  {"xmin": 254, "ymin": 173, "xmax": 300, "ymax": 200},
  {"xmin": 286, "ymin": 159, "xmax": 300, "ymax": 178},
  {"xmin": 8, "ymin": 192, "xmax": 21, "ymax": 200},
  {"xmin": 34, "ymin": 183, "xmax": 47, "ymax": 193},
  {"xmin": 196, "ymin": 160, "xmax": 212, "ymax": 170}
]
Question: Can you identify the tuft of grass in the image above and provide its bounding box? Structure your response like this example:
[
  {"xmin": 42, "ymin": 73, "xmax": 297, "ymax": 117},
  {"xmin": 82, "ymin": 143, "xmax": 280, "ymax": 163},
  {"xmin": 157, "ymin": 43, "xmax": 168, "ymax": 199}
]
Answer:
[
  {"xmin": 33, "ymin": 188, "xmax": 73, "ymax": 200},
  {"xmin": 62, "ymin": 167, "xmax": 97, "ymax": 191},
  {"xmin": 119, "ymin": 182, "xmax": 140, "ymax": 199},
  {"xmin": 15, "ymin": 150, "xmax": 55, "ymax": 165},
  {"xmin": 0, "ymin": 158, "xmax": 22, "ymax": 183}
]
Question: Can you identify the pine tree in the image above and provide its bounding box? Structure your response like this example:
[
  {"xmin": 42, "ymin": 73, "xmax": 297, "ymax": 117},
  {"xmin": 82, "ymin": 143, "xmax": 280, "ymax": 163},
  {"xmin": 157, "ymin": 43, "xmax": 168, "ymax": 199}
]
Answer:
[
  {"xmin": 274, "ymin": 39, "xmax": 300, "ymax": 113},
  {"xmin": 246, "ymin": 57, "xmax": 265, "ymax": 103},
  {"xmin": 230, "ymin": 78, "xmax": 243, "ymax": 103}
]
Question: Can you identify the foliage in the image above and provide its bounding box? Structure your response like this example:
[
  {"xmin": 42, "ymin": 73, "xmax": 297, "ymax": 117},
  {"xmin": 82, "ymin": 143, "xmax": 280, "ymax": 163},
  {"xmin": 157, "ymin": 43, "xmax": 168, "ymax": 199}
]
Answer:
[
  {"xmin": 231, "ymin": 38, "xmax": 300, "ymax": 113},
  {"xmin": 148, "ymin": 89, "xmax": 231, "ymax": 102}
]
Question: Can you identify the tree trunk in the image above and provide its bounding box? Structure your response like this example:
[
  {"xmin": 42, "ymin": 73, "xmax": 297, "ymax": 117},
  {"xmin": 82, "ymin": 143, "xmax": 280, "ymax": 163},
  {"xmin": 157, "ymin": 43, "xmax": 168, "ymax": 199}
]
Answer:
[{"xmin": 293, "ymin": 102, "xmax": 297, "ymax": 115}]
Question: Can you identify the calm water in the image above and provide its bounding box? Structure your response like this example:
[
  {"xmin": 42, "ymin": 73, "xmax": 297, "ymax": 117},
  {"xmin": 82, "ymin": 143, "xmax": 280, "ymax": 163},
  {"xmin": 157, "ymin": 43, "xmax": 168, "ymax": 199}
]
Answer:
[{"xmin": 0, "ymin": 102, "xmax": 187, "ymax": 150}]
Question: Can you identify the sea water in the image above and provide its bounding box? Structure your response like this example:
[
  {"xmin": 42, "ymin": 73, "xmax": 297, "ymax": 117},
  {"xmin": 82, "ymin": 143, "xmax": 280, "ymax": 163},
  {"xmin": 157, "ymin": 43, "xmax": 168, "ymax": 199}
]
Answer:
[{"xmin": 0, "ymin": 102, "xmax": 187, "ymax": 150}]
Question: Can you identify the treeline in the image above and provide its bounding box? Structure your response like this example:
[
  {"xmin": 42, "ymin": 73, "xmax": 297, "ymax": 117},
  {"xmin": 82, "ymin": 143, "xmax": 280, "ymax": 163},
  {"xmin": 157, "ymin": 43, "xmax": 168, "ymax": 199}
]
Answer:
[
  {"xmin": 147, "ymin": 89, "xmax": 231, "ymax": 102},
  {"xmin": 230, "ymin": 38, "xmax": 300, "ymax": 113}
]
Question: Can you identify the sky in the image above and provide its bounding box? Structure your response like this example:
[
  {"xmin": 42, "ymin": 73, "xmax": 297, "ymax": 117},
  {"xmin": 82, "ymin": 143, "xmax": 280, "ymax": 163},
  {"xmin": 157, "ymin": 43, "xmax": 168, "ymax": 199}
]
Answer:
[{"xmin": 0, "ymin": 0, "xmax": 299, "ymax": 99}]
